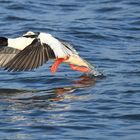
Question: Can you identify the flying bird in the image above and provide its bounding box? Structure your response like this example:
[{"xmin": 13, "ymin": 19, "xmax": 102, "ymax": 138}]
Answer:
[{"xmin": 0, "ymin": 31, "xmax": 101, "ymax": 76}]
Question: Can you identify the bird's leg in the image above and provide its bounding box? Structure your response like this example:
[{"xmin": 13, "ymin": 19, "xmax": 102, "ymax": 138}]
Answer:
[
  {"xmin": 51, "ymin": 57, "xmax": 69, "ymax": 73},
  {"xmin": 70, "ymin": 64, "xmax": 90, "ymax": 73}
]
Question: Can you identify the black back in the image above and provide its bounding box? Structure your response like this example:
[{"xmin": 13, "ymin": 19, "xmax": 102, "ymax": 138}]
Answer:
[{"xmin": 0, "ymin": 37, "xmax": 8, "ymax": 46}]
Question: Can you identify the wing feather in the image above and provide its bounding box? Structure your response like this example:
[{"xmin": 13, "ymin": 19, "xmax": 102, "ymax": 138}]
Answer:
[
  {"xmin": 58, "ymin": 39, "xmax": 78, "ymax": 55},
  {"xmin": 4, "ymin": 39, "xmax": 56, "ymax": 71},
  {"xmin": 0, "ymin": 47, "xmax": 20, "ymax": 67},
  {"xmin": 30, "ymin": 47, "xmax": 40, "ymax": 69}
]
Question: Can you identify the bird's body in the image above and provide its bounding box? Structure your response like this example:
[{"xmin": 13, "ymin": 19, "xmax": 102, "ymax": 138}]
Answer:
[{"xmin": 0, "ymin": 31, "xmax": 101, "ymax": 76}]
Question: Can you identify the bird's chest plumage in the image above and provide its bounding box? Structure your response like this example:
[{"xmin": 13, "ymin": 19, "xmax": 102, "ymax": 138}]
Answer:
[{"xmin": 64, "ymin": 54, "xmax": 89, "ymax": 67}]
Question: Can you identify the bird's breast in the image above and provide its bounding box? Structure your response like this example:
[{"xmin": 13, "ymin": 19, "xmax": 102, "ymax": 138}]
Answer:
[{"xmin": 64, "ymin": 54, "xmax": 89, "ymax": 67}]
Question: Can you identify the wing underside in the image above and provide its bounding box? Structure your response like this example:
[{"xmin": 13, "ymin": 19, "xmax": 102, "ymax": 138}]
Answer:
[
  {"xmin": 4, "ymin": 39, "xmax": 55, "ymax": 71},
  {"xmin": 0, "ymin": 47, "xmax": 20, "ymax": 67}
]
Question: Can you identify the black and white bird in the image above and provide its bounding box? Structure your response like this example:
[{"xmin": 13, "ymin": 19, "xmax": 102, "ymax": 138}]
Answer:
[{"xmin": 0, "ymin": 31, "xmax": 101, "ymax": 76}]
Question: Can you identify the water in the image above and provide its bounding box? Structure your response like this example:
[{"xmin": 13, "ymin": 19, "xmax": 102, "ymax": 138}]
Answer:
[{"xmin": 0, "ymin": 0, "xmax": 140, "ymax": 139}]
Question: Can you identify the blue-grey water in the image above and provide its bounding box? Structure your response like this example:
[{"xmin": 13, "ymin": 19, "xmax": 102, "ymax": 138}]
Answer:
[{"xmin": 0, "ymin": 0, "xmax": 140, "ymax": 140}]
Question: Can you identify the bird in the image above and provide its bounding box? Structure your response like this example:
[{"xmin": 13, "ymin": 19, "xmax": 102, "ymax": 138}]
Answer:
[{"xmin": 0, "ymin": 31, "xmax": 101, "ymax": 76}]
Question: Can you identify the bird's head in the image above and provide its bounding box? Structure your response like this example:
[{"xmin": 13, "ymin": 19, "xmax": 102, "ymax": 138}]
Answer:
[{"xmin": 0, "ymin": 37, "xmax": 8, "ymax": 46}]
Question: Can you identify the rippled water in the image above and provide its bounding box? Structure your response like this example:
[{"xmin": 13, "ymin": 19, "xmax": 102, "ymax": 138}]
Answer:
[{"xmin": 0, "ymin": 0, "xmax": 140, "ymax": 139}]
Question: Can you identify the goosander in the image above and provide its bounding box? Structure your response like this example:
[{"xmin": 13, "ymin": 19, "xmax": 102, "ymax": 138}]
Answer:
[{"xmin": 0, "ymin": 31, "xmax": 101, "ymax": 76}]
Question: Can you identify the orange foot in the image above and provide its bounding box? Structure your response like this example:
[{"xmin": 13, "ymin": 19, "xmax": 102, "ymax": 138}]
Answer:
[
  {"xmin": 70, "ymin": 64, "xmax": 90, "ymax": 73},
  {"xmin": 51, "ymin": 57, "xmax": 69, "ymax": 73}
]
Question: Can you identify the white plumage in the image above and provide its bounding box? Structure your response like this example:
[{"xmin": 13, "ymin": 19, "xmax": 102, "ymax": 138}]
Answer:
[
  {"xmin": 38, "ymin": 32, "xmax": 75, "ymax": 58},
  {"xmin": 8, "ymin": 37, "xmax": 34, "ymax": 50}
]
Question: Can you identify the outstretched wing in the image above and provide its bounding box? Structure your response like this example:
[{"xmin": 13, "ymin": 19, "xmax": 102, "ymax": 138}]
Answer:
[
  {"xmin": 0, "ymin": 47, "xmax": 20, "ymax": 67},
  {"xmin": 58, "ymin": 39, "xmax": 78, "ymax": 55},
  {"xmin": 4, "ymin": 38, "xmax": 56, "ymax": 72}
]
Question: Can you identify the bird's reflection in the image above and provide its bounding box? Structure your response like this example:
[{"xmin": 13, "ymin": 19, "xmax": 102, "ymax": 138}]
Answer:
[
  {"xmin": 1, "ymin": 74, "xmax": 104, "ymax": 111},
  {"xmin": 49, "ymin": 74, "xmax": 98, "ymax": 101}
]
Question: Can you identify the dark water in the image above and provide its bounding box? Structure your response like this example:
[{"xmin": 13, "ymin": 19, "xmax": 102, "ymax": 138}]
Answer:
[{"xmin": 0, "ymin": 0, "xmax": 140, "ymax": 139}]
